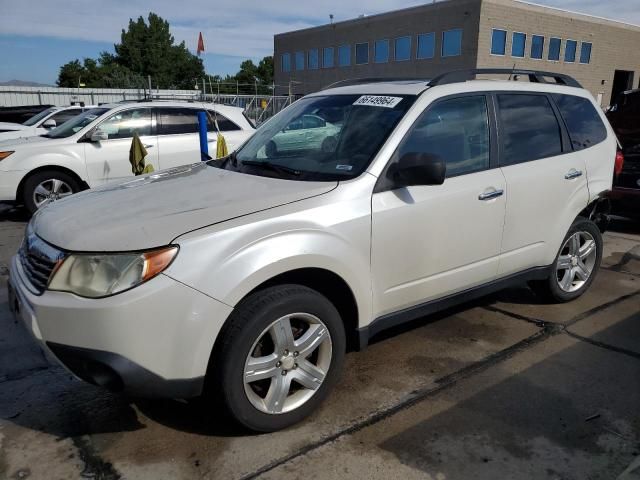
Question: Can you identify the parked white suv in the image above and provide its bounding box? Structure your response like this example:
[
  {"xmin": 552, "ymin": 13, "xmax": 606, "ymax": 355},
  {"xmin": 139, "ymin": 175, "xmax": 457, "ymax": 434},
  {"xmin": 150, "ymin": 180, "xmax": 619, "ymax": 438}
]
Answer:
[
  {"xmin": 0, "ymin": 105, "xmax": 93, "ymax": 141},
  {"xmin": 8, "ymin": 70, "xmax": 616, "ymax": 432},
  {"xmin": 0, "ymin": 101, "xmax": 255, "ymax": 212}
]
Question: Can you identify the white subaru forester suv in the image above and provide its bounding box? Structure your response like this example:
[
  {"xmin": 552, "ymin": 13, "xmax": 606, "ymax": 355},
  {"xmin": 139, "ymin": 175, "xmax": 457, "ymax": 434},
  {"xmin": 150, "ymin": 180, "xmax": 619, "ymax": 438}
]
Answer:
[{"xmin": 8, "ymin": 69, "xmax": 616, "ymax": 432}]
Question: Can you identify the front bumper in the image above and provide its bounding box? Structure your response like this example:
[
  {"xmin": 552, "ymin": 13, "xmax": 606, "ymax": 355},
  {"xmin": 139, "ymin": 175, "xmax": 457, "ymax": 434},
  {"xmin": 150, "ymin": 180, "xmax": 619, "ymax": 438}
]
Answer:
[
  {"xmin": 8, "ymin": 253, "xmax": 233, "ymax": 398},
  {"xmin": 0, "ymin": 169, "xmax": 25, "ymax": 202}
]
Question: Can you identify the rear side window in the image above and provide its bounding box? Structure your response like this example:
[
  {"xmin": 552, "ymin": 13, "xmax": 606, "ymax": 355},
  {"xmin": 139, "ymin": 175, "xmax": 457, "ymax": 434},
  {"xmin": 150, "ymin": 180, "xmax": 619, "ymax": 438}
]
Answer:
[
  {"xmin": 497, "ymin": 94, "xmax": 562, "ymax": 165},
  {"xmin": 158, "ymin": 108, "xmax": 199, "ymax": 135},
  {"xmin": 398, "ymin": 95, "xmax": 490, "ymax": 177},
  {"xmin": 552, "ymin": 94, "xmax": 607, "ymax": 151}
]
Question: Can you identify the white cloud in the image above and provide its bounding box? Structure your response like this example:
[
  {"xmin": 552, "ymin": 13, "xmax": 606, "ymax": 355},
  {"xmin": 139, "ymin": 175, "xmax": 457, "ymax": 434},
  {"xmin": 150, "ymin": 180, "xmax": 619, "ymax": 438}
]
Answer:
[{"xmin": 1, "ymin": 0, "xmax": 638, "ymax": 61}]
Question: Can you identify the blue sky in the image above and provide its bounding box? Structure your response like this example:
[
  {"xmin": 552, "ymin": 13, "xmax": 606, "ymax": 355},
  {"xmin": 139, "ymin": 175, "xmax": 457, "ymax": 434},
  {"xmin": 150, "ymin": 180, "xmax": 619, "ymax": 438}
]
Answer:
[{"xmin": 1, "ymin": 0, "xmax": 638, "ymax": 85}]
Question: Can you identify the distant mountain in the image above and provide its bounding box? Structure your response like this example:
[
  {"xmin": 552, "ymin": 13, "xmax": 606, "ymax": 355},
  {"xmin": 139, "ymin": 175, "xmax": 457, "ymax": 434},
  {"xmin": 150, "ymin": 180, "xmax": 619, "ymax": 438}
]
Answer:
[{"xmin": 0, "ymin": 80, "xmax": 52, "ymax": 87}]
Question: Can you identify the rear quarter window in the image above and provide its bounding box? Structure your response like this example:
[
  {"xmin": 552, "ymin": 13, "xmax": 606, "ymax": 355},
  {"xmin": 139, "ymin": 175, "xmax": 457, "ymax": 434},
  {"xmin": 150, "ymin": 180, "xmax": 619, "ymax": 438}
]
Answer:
[{"xmin": 552, "ymin": 94, "xmax": 607, "ymax": 151}]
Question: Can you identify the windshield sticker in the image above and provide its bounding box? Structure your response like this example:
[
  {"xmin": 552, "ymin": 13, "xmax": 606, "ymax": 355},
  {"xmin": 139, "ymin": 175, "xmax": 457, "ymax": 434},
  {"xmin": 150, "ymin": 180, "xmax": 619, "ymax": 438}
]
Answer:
[
  {"xmin": 353, "ymin": 95, "xmax": 403, "ymax": 108},
  {"xmin": 336, "ymin": 164, "xmax": 353, "ymax": 171}
]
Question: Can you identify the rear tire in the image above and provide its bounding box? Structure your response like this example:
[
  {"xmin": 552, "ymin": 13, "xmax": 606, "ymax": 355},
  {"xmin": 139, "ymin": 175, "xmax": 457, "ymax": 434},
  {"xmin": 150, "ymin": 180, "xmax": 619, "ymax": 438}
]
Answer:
[
  {"xmin": 23, "ymin": 170, "xmax": 81, "ymax": 214},
  {"xmin": 529, "ymin": 217, "xmax": 602, "ymax": 303},
  {"xmin": 208, "ymin": 285, "xmax": 345, "ymax": 432}
]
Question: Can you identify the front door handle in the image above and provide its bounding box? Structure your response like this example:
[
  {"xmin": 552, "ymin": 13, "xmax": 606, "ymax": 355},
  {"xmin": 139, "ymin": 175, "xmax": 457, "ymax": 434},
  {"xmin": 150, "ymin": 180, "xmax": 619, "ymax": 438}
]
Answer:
[
  {"xmin": 144, "ymin": 144, "xmax": 154, "ymax": 149},
  {"xmin": 564, "ymin": 169, "xmax": 583, "ymax": 180},
  {"xmin": 478, "ymin": 189, "xmax": 504, "ymax": 201}
]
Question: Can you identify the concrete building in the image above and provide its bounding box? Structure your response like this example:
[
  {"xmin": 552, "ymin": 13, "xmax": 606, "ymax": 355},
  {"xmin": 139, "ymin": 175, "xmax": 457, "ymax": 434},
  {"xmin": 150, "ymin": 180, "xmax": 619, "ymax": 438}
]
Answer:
[{"xmin": 274, "ymin": 0, "xmax": 640, "ymax": 105}]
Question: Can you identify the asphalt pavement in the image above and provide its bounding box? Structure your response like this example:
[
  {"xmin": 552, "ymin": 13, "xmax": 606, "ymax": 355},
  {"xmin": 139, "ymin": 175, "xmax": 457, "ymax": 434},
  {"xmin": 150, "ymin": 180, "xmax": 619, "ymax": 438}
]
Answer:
[{"xmin": 0, "ymin": 202, "xmax": 638, "ymax": 480}]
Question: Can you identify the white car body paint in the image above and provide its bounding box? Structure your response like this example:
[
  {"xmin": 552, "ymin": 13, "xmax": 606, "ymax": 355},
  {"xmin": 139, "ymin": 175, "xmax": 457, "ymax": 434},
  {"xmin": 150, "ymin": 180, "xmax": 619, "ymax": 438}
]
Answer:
[
  {"xmin": 9, "ymin": 79, "xmax": 616, "ymax": 394},
  {"xmin": 0, "ymin": 101, "xmax": 254, "ymax": 202},
  {"xmin": 0, "ymin": 106, "xmax": 94, "ymax": 142}
]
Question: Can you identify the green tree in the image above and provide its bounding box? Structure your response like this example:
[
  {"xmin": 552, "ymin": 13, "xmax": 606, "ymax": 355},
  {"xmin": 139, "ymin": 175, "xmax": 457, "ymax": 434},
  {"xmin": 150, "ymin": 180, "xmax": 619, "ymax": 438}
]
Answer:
[
  {"xmin": 57, "ymin": 12, "xmax": 204, "ymax": 89},
  {"xmin": 257, "ymin": 56, "xmax": 274, "ymax": 85}
]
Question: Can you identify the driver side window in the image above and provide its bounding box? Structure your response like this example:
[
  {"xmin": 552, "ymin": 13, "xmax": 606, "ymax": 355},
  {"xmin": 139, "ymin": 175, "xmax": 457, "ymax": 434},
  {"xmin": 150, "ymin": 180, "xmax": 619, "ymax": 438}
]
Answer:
[
  {"xmin": 398, "ymin": 96, "xmax": 490, "ymax": 177},
  {"xmin": 98, "ymin": 108, "xmax": 152, "ymax": 140}
]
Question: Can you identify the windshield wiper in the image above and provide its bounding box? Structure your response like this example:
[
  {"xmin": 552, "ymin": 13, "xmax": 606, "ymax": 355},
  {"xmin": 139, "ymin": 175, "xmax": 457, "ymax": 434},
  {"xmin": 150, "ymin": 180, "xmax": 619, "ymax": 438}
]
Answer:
[{"xmin": 241, "ymin": 160, "xmax": 301, "ymax": 176}]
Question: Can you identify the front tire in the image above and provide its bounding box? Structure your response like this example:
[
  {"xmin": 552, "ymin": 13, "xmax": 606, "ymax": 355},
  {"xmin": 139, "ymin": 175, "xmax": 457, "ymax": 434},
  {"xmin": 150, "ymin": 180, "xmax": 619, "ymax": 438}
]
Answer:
[
  {"xmin": 23, "ymin": 170, "xmax": 81, "ymax": 214},
  {"xmin": 529, "ymin": 217, "xmax": 602, "ymax": 303},
  {"xmin": 210, "ymin": 285, "xmax": 345, "ymax": 432}
]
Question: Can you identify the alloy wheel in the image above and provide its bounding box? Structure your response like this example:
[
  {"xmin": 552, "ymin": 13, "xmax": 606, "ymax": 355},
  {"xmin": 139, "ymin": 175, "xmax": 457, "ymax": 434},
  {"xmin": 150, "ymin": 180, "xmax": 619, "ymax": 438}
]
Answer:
[
  {"xmin": 555, "ymin": 231, "xmax": 597, "ymax": 293},
  {"xmin": 33, "ymin": 178, "xmax": 73, "ymax": 208},
  {"xmin": 243, "ymin": 312, "xmax": 332, "ymax": 414}
]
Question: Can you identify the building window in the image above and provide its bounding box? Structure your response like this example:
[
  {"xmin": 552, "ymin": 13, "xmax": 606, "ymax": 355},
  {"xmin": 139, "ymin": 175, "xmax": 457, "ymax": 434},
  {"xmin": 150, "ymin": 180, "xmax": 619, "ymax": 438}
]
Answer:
[
  {"xmin": 323, "ymin": 47, "xmax": 334, "ymax": 68},
  {"xmin": 531, "ymin": 35, "xmax": 544, "ymax": 59},
  {"xmin": 491, "ymin": 29, "xmax": 507, "ymax": 55},
  {"xmin": 395, "ymin": 36, "xmax": 411, "ymax": 61},
  {"xmin": 442, "ymin": 29, "xmax": 462, "ymax": 57},
  {"xmin": 295, "ymin": 51, "xmax": 304, "ymax": 71},
  {"xmin": 355, "ymin": 42, "xmax": 369, "ymax": 64},
  {"xmin": 548, "ymin": 37, "xmax": 561, "ymax": 61},
  {"xmin": 565, "ymin": 40, "xmax": 577, "ymax": 62},
  {"xmin": 511, "ymin": 32, "xmax": 526, "ymax": 58},
  {"xmin": 417, "ymin": 32, "xmax": 435, "ymax": 59},
  {"xmin": 374, "ymin": 39, "xmax": 390, "ymax": 63},
  {"xmin": 338, "ymin": 44, "xmax": 351, "ymax": 66},
  {"xmin": 281, "ymin": 53, "xmax": 291, "ymax": 72},
  {"xmin": 308, "ymin": 49, "xmax": 319, "ymax": 69},
  {"xmin": 580, "ymin": 42, "xmax": 592, "ymax": 64}
]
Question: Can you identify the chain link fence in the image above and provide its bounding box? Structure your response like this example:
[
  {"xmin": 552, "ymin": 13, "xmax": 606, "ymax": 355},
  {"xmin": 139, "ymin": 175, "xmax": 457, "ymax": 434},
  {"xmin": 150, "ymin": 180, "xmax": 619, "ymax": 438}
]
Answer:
[{"xmin": 0, "ymin": 78, "xmax": 307, "ymax": 126}]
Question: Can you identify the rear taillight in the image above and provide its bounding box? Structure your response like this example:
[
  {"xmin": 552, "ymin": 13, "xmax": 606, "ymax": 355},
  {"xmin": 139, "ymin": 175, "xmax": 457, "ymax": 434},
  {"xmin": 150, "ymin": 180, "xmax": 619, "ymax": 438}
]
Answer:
[{"xmin": 614, "ymin": 150, "xmax": 624, "ymax": 176}]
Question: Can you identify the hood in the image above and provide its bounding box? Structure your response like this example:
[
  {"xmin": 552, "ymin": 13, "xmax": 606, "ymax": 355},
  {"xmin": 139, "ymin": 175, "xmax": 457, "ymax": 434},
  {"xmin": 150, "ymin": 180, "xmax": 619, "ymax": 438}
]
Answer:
[
  {"xmin": 32, "ymin": 162, "xmax": 337, "ymax": 252},
  {"xmin": 0, "ymin": 122, "xmax": 28, "ymax": 130},
  {"xmin": 0, "ymin": 134, "xmax": 52, "ymax": 148}
]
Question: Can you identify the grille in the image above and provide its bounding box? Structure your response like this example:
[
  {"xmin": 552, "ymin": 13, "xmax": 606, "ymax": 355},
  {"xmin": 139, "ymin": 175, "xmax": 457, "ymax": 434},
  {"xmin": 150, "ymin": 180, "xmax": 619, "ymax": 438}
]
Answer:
[{"xmin": 19, "ymin": 233, "xmax": 65, "ymax": 295}]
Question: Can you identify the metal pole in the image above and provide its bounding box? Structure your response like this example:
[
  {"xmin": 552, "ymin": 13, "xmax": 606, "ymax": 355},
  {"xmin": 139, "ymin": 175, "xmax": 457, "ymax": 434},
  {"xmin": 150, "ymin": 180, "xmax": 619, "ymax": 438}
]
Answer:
[
  {"xmin": 148, "ymin": 75, "xmax": 152, "ymax": 98},
  {"xmin": 198, "ymin": 111, "xmax": 209, "ymax": 161}
]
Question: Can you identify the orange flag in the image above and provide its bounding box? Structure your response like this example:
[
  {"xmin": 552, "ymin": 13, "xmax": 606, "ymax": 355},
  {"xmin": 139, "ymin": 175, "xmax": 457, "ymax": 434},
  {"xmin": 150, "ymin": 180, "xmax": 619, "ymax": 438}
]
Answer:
[{"xmin": 197, "ymin": 32, "xmax": 205, "ymax": 56}]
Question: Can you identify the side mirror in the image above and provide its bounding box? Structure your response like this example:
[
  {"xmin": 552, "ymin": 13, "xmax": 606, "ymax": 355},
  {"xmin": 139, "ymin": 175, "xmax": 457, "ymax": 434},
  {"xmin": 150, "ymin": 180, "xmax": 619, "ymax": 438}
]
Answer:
[
  {"xmin": 90, "ymin": 129, "xmax": 108, "ymax": 142},
  {"xmin": 388, "ymin": 152, "xmax": 446, "ymax": 188},
  {"xmin": 42, "ymin": 119, "xmax": 57, "ymax": 129}
]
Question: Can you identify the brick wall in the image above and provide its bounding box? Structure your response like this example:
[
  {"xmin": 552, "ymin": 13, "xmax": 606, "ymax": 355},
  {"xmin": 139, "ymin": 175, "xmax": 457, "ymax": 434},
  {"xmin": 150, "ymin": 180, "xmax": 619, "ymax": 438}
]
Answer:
[{"xmin": 478, "ymin": 0, "xmax": 640, "ymax": 105}]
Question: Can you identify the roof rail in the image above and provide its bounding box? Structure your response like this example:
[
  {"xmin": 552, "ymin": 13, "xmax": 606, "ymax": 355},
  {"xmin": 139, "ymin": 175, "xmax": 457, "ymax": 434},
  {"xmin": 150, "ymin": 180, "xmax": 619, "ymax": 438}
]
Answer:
[
  {"xmin": 322, "ymin": 77, "xmax": 431, "ymax": 90},
  {"xmin": 428, "ymin": 69, "xmax": 582, "ymax": 88}
]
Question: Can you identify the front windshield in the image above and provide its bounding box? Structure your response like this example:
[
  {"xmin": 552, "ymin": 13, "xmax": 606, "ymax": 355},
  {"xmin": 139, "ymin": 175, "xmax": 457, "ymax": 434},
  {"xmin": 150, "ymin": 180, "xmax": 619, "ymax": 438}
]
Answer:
[
  {"xmin": 42, "ymin": 108, "xmax": 110, "ymax": 139},
  {"xmin": 23, "ymin": 107, "xmax": 57, "ymax": 126},
  {"xmin": 226, "ymin": 94, "xmax": 415, "ymax": 181}
]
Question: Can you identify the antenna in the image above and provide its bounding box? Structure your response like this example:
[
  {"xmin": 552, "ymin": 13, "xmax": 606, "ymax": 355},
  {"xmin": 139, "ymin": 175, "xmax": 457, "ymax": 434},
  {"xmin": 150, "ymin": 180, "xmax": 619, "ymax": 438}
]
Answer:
[{"xmin": 508, "ymin": 63, "xmax": 516, "ymax": 81}]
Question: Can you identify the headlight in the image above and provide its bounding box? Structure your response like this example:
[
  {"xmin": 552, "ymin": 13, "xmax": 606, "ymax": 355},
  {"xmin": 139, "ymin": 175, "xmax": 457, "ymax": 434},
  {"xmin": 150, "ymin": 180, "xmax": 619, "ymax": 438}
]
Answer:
[
  {"xmin": 0, "ymin": 151, "xmax": 14, "ymax": 161},
  {"xmin": 48, "ymin": 246, "xmax": 178, "ymax": 298}
]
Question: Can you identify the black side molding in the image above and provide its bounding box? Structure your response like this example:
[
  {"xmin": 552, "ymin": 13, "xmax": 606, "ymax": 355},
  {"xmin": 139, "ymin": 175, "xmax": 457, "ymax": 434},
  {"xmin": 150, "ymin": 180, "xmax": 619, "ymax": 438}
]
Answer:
[{"xmin": 357, "ymin": 266, "xmax": 552, "ymax": 350}]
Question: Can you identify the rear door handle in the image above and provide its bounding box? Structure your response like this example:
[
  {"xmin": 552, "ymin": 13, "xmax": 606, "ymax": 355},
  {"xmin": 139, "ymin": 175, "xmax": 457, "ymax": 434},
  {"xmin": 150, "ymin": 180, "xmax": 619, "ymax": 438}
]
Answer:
[
  {"xmin": 564, "ymin": 169, "xmax": 583, "ymax": 180},
  {"xmin": 144, "ymin": 144, "xmax": 154, "ymax": 149},
  {"xmin": 478, "ymin": 189, "xmax": 504, "ymax": 201}
]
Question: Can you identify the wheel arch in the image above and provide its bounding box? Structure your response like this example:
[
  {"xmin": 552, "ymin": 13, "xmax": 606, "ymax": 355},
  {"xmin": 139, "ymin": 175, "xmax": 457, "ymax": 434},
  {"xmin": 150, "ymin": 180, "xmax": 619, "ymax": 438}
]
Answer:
[
  {"xmin": 578, "ymin": 194, "xmax": 611, "ymax": 233},
  {"xmin": 212, "ymin": 267, "xmax": 361, "ymax": 359},
  {"xmin": 16, "ymin": 165, "xmax": 89, "ymax": 205}
]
